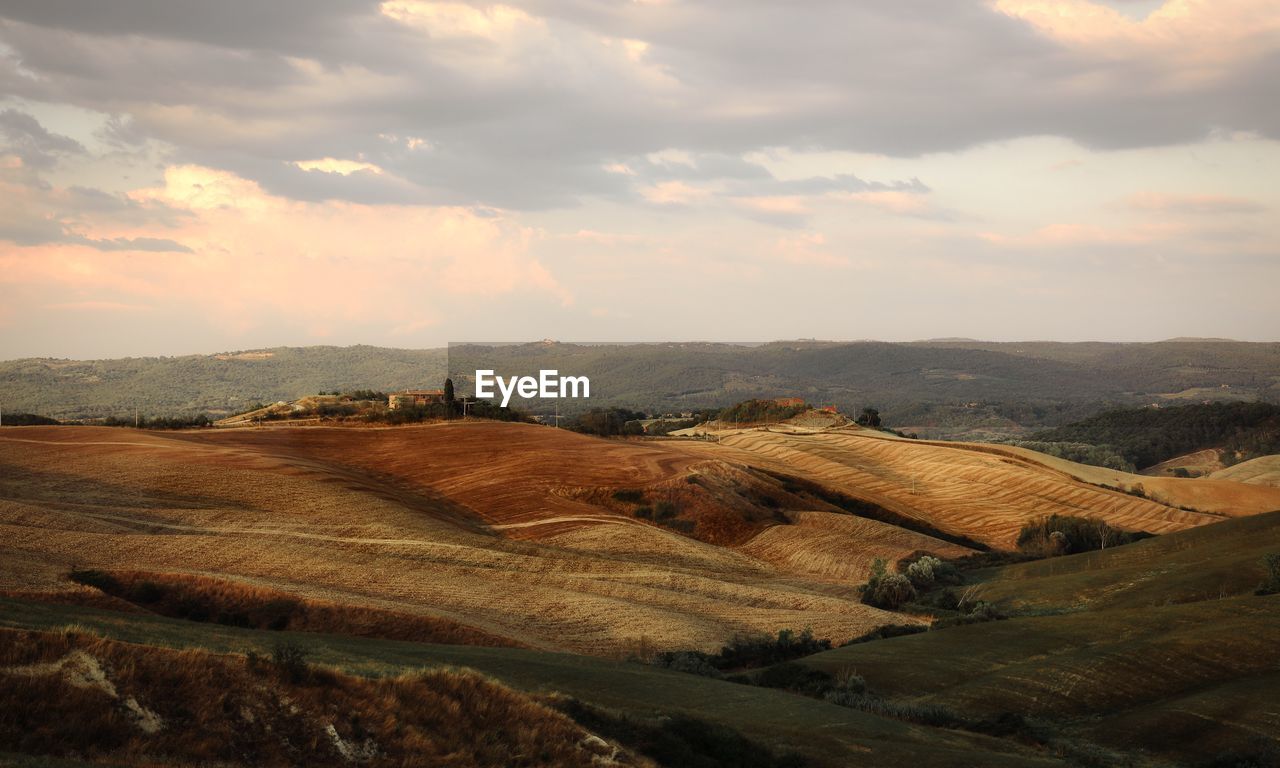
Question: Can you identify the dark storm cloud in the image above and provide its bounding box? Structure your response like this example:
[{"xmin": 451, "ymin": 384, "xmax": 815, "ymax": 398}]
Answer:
[{"xmin": 0, "ymin": 0, "xmax": 1275, "ymax": 210}]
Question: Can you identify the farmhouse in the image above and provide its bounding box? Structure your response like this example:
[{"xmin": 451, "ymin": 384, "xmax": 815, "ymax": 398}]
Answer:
[{"xmin": 389, "ymin": 389, "xmax": 445, "ymax": 409}]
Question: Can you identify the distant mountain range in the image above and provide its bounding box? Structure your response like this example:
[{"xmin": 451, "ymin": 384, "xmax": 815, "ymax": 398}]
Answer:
[{"xmin": 2, "ymin": 340, "xmax": 1278, "ymax": 435}]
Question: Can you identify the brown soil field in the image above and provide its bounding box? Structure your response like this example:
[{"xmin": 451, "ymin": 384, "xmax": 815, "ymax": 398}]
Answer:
[{"xmin": 679, "ymin": 427, "xmax": 1237, "ymax": 548}]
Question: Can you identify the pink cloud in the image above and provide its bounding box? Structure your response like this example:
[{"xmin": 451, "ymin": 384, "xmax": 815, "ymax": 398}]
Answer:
[
  {"xmin": 1, "ymin": 165, "xmax": 571, "ymax": 340},
  {"xmin": 1124, "ymin": 191, "xmax": 1266, "ymax": 215}
]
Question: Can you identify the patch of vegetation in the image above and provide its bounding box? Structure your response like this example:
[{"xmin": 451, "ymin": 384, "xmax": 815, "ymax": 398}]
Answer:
[
  {"xmin": 1031, "ymin": 401, "xmax": 1280, "ymax": 469},
  {"xmin": 645, "ymin": 418, "xmax": 701, "ymax": 436},
  {"xmin": 855, "ymin": 407, "xmax": 881, "ymax": 427},
  {"xmin": 0, "ymin": 625, "xmax": 612, "ymax": 767},
  {"xmin": 270, "ymin": 640, "xmax": 313, "ymax": 684},
  {"xmin": 553, "ymin": 698, "xmax": 812, "ymax": 768},
  {"xmin": 1257, "ymin": 553, "xmax": 1280, "ymax": 596},
  {"xmin": 611, "ymin": 489, "xmax": 645, "ymax": 503},
  {"xmin": 0, "ymin": 413, "xmax": 60, "ymax": 426},
  {"xmin": 859, "ymin": 559, "xmax": 917, "ymax": 610},
  {"xmin": 66, "ymin": 570, "xmax": 518, "ymax": 647},
  {"xmin": 1016, "ymin": 514, "xmax": 1153, "ymax": 557},
  {"xmin": 101, "ymin": 414, "xmax": 213, "ymax": 429},
  {"xmin": 651, "ymin": 628, "xmax": 833, "ymax": 675},
  {"xmin": 567, "ymin": 407, "xmax": 647, "ymax": 436},
  {"xmin": 718, "ymin": 399, "xmax": 806, "ymax": 425},
  {"xmin": 999, "ymin": 439, "xmax": 1135, "ymax": 472}
]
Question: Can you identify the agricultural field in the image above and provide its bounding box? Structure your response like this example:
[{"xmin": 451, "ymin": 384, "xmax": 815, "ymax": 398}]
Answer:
[
  {"xmin": 3, "ymin": 417, "xmax": 1279, "ymax": 766},
  {"xmin": 680, "ymin": 425, "xmax": 1265, "ymax": 548}
]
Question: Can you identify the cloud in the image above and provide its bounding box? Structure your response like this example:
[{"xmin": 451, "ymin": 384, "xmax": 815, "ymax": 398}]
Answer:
[
  {"xmin": 294, "ymin": 157, "xmax": 384, "ymax": 175},
  {"xmin": 1, "ymin": 163, "xmax": 571, "ymax": 343},
  {"xmin": 1, "ymin": 1, "xmax": 1275, "ymax": 212},
  {"xmin": 1124, "ymin": 191, "xmax": 1266, "ymax": 215},
  {"xmin": 0, "ymin": 108, "xmax": 84, "ymax": 168}
]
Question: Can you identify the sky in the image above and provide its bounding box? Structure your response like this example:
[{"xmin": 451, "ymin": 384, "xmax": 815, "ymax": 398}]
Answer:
[{"xmin": 1, "ymin": 0, "xmax": 1278, "ymax": 359}]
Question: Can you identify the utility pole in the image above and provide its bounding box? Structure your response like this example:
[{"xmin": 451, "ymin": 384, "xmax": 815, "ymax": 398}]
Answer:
[{"xmin": 135, "ymin": 406, "xmax": 139, "ymax": 428}]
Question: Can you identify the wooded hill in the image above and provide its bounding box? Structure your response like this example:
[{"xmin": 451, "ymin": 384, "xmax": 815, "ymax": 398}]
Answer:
[
  {"xmin": 1030, "ymin": 401, "xmax": 1280, "ymax": 469},
  {"xmin": 2, "ymin": 340, "xmax": 1277, "ymax": 430}
]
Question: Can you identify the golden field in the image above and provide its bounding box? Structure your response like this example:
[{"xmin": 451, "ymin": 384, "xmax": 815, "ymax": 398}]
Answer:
[{"xmin": 4, "ymin": 420, "xmax": 1277, "ymax": 656}]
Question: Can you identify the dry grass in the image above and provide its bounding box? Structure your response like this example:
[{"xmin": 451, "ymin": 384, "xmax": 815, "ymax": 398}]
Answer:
[
  {"xmin": 681, "ymin": 428, "xmax": 1236, "ymax": 548},
  {"xmin": 67, "ymin": 570, "xmax": 522, "ymax": 647},
  {"xmin": 1140, "ymin": 448, "xmax": 1224, "ymax": 478},
  {"xmin": 0, "ymin": 626, "xmax": 643, "ymax": 767},
  {"xmin": 738, "ymin": 511, "xmax": 972, "ymax": 583},
  {"xmin": 8, "ymin": 422, "xmax": 1264, "ymax": 656},
  {"xmin": 0, "ymin": 425, "xmax": 908, "ymax": 654},
  {"xmin": 1210, "ymin": 454, "xmax": 1280, "ymax": 487}
]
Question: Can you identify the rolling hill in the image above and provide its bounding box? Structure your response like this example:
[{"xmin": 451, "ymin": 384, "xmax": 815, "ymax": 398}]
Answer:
[
  {"xmin": 796, "ymin": 511, "xmax": 1280, "ymax": 765},
  {"xmin": 4, "ymin": 341, "xmax": 1279, "ymax": 432},
  {"xmin": 4, "ymin": 416, "xmax": 1280, "ymax": 766}
]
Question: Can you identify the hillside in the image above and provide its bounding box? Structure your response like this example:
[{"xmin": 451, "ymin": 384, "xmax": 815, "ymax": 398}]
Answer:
[
  {"xmin": 679, "ymin": 425, "xmax": 1239, "ymax": 549},
  {"xmin": 1210, "ymin": 455, "xmax": 1280, "ymax": 486},
  {"xmin": 0, "ymin": 599, "xmax": 1060, "ymax": 767},
  {"xmin": 4, "ymin": 341, "xmax": 1279, "ymax": 430},
  {"xmin": 0, "ymin": 423, "xmax": 933, "ymax": 655},
  {"xmin": 1030, "ymin": 401, "xmax": 1280, "ymax": 469},
  {"xmin": 4, "ymin": 420, "xmax": 1280, "ymax": 766},
  {"xmin": 796, "ymin": 512, "xmax": 1280, "ymax": 765}
]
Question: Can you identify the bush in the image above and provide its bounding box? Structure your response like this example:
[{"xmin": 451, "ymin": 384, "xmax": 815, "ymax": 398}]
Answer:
[
  {"xmin": 568, "ymin": 407, "xmax": 647, "ymax": 436},
  {"xmin": 67, "ymin": 568, "xmax": 120, "ymax": 593},
  {"xmin": 718, "ymin": 399, "xmax": 807, "ymax": 425},
  {"xmin": 612, "ymin": 489, "xmax": 645, "ymax": 503},
  {"xmin": 651, "ymin": 651, "xmax": 722, "ymax": 678},
  {"xmin": 654, "ymin": 628, "xmax": 833, "ymax": 674},
  {"xmin": 1257, "ymin": 553, "xmax": 1280, "ymax": 596},
  {"xmin": 0, "ymin": 413, "xmax": 60, "ymax": 426},
  {"xmin": 1016, "ymin": 514, "xmax": 1151, "ymax": 556},
  {"xmin": 753, "ymin": 662, "xmax": 833, "ymax": 696},
  {"xmin": 860, "ymin": 559, "xmax": 917, "ymax": 610},
  {"xmin": 271, "ymin": 641, "xmax": 311, "ymax": 683},
  {"xmin": 904, "ymin": 555, "xmax": 961, "ymax": 589}
]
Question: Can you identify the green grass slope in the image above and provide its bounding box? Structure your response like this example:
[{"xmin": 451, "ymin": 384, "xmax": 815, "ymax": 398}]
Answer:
[
  {"xmin": 974, "ymin": 509, "xmax": 1280, "ymax": 612},
  {"xmin": 793, "ymin": 513, "xmax": 1280, "ymax": 765}
]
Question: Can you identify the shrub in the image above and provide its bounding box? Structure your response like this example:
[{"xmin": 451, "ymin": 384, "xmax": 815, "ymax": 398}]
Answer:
[
  {"xmin": 903, "ymin": 555, "xmax": 961, "ymax": 589},
  {"xmin": 1257, "ymin": 553, "xmax": 1280, "ymax": 596},
  {"xmin": 658, "ymin": 518, "xmax": 695, "ymax": 534},
  {"xmin": 860, "ymin": 559, "xmax": 917, "ymax": 610},
  {"xmin": 612, "ymin": 489, "xmax": 645, "ymax": 503},
  {"xmin": 654, "ymin": 501, "xmax": 678, "ymax": 520},
  {"xmin": 67, "ymin": 568, "xmax": 120, "ymax": 593},
  {"xmin": 718, "ymin": 399, "xmax": 807, "ymax": 425},
  {"xmin": 1016, "ymin": 514, "xmax": 1151, "ymax": 556},
  {"xmin": 651, "ymin": 650, "xmax": 722, "ymax": 678},
  {"xmin": 271, "ymin": 641, "xmax": 311, "ymax": 683},
  {"xmin": 655, "ymin": 628, "xmax": 833, "ymax": 674},
  {"xmin": 753, "ymin": 662, "xmax": 833, "ymax": 696}
]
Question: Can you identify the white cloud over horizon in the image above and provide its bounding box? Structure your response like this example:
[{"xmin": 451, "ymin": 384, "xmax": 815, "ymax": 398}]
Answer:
[{"xmin": 0, "ymin": 0, "xmax": 1277, "ymax": 357}]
